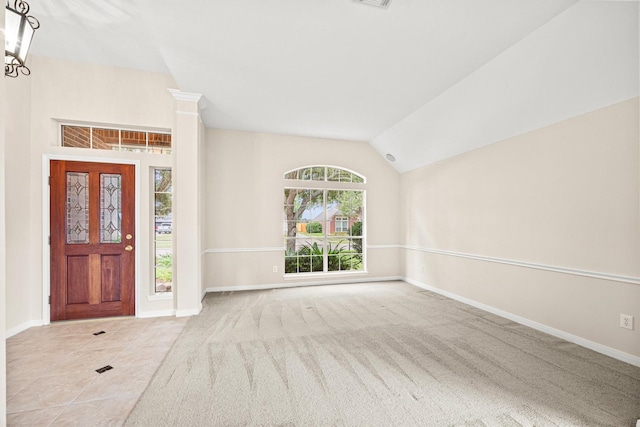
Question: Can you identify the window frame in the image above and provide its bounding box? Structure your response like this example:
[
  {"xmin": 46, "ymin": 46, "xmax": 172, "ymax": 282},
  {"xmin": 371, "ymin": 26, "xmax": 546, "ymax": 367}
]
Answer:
[
  {"xmin": 152, "ymin": 167, "xmax": 173, "ymax": 294},
  {"xmin": 284, "ymin": 165, "xmax": 366, "ymax": 184},
  {"xmin": 284, "ymin": 165, "xmax": 366, "ymax": 276}
]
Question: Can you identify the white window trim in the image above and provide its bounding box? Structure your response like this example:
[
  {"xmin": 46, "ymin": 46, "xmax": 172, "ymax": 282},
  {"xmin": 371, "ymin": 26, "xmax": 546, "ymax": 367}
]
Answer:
[
  {"xmin": 152, "ymin": 167, "xmax": 173, "ymax": 294},
  {"xmin": 284, "ymin": 181, "xmax": 366, "ymax": 275},
  {"xmin": 283, "ymin": 165, "xmax": 366, "ymax": 184}
]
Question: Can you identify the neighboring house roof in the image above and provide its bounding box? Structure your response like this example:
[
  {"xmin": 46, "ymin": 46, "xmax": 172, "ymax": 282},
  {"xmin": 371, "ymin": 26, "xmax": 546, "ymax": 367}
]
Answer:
[
  {"xmin": 312, "ymin": 205, "xmax": 357, "ymax": 222},
  {"xmin": 312, "ymin": 205, "xmax": 339, "ymax": 222}
]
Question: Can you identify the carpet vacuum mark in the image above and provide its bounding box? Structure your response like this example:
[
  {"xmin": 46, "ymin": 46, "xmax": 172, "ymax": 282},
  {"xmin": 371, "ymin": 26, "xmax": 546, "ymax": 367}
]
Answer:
[{"xmin": 125, "ymin": 281, "xmax": 640, "ymax": 426}]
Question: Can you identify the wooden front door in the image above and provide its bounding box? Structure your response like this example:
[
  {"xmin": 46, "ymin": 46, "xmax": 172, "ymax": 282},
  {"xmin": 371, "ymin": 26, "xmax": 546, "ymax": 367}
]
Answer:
[{"xmin": 50, "ymin": 160, "xmax": 135, "ymax": 321}]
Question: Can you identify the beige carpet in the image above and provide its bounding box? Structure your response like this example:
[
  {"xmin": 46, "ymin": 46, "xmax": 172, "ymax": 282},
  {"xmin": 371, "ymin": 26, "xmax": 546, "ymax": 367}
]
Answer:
[{"xmin": 125, "ymin": 281, "xmax": 640, "ymax": 426}]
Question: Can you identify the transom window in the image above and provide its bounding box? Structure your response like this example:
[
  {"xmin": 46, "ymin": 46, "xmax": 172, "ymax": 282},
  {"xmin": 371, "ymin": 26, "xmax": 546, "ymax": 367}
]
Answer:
[
  {"xmin": 61, "ymin": 124, "xmax": 171, "ymax": 154},
  {"xmin": 285, "ymin": 166, "xmax": 365, "ymax": 183},
  {"xmin": 284, "ymin": 166, "xmax": 365, "ymax": 274}
]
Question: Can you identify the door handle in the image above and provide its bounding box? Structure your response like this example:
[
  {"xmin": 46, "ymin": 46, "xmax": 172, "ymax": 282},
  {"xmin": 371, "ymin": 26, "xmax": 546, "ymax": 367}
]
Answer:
[{"xmin": 125, "ymin": 245, "xmax": 133, "ymax": 252}]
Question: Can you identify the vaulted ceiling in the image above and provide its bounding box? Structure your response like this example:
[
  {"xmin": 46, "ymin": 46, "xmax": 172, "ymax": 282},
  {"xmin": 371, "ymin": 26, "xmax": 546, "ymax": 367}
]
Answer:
[{"xmin": 28, "ymin": 0, "xmax": 639, "ymax": 172}]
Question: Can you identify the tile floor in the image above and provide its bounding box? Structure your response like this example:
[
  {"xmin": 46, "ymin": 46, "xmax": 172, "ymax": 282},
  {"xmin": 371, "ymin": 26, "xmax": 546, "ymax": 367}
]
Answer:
[{"xmin": 6, "ymin": 316, "xmax": 189, "ymax": 426}]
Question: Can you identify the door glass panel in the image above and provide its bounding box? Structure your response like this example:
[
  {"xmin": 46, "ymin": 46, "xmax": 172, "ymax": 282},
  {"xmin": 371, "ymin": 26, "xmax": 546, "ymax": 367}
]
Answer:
[
  {"xmin": 100, "ymin": 174, "xmax": 122, "ymax": 243},
  {"xmin": 66, "ymin": 172, "xmax": 90, "ymax": 244}
]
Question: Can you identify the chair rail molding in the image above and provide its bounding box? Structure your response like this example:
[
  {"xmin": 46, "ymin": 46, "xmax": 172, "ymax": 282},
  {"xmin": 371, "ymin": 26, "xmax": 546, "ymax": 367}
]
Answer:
[{"xmin": 402, "ymin": 245, "xmax": 640, "ymax": 286}]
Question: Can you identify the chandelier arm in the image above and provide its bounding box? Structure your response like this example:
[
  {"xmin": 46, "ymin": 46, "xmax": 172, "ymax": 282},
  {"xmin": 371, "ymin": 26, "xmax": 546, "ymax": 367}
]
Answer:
[
  {"xmin": 26, "ymin": 15, "xmax": 39, "ymax": 30},
  {"xmin": 9, "ymin": 0, "xmax": 29, "ymax": 15}
]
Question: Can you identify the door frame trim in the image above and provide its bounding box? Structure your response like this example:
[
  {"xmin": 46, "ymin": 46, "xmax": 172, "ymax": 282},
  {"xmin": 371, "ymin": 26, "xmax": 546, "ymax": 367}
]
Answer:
[{"xmin": 42, "ymin": 154, "xmax": 141, "ymax": 325}]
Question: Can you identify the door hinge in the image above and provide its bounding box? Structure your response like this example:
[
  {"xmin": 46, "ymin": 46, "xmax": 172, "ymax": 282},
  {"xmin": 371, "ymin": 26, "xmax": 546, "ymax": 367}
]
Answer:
[
  {"xmin": 48, "ymin": 176, "xmax": 51, "ymax": 185},
  {"xmin": 48, "ymin": 296, "xmax": 50, "ymax": 304},
  {"xmin": 48, "ymin": 236, "xmax": 51, "ymax": 245}
]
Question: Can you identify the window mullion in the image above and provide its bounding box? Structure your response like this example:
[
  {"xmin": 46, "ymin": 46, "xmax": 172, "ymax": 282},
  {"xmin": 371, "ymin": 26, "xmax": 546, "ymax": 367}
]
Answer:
[{"xmin": 323, "ymin": 189, "xmax": 328, "ymax": 273}]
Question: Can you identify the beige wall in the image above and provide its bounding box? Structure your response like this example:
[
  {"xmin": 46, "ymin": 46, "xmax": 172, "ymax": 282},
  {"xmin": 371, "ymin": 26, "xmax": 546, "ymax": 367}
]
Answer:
[
  {"xmin": 203, "ymin": 129, "xmax": 401, "ymax": 289},
  {"xmin": 5, "ymin": 75, "xmax": 33, "ymax": 332},
  {"xmin": 4, "ymin": 56, "xmax": 178, "ymax": 333},
  {"xmin": 400, "ymin": 97, "xmax": 640, "ymax": 359},
  {"xmin": 3, "ymin": 51, "xmax": 637, "ymax": 377},
  {"xmin": 3, "ymin": 55, "xmax": 400, "ymax": 331},
  {"xmin": 1, "ymin": 3, "xmax": 7, "ymax": 422}
]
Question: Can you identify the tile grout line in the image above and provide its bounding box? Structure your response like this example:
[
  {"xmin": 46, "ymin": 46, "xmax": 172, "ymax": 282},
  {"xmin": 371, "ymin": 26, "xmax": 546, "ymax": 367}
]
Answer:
[{"xmin": 7, "ymin": 317, "xmax": 187, "ymax": 426}]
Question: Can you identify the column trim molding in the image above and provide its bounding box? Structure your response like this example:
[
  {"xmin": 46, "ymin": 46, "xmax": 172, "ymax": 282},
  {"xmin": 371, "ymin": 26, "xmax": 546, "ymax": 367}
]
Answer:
[{"xmin": 167, "ymin": 88, "xmax": 207, "ymax": 110}]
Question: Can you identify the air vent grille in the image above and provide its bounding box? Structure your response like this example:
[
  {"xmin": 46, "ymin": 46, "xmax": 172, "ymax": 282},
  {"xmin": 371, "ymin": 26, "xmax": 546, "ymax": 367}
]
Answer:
[{"xmin": 354, "ymin": 0, "xmax": 392, "ymax": 8}]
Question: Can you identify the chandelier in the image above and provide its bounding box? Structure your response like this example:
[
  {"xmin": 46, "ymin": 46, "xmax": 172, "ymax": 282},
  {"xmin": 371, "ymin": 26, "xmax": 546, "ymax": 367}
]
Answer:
[{"xmin": 5, "ymin": 0, "xmax": 39, "ymax": 77}]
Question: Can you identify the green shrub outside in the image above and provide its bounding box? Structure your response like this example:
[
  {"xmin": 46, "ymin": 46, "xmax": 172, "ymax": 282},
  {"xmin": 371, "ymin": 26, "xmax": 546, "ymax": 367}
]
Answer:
[
  {"xmin": 306, "ymin": 222, "xmax": 322, "ymax": 233},
  {"xmin": 284, "ymin": 242, "xmax": 362, "ymax": 273},
  {"xmin": 156, "ymin": 253, "xmax": 172, "ymax": 282},
  {"xmin": 350, "ymin": 221, "xmax": 362, "ymax": 253}
]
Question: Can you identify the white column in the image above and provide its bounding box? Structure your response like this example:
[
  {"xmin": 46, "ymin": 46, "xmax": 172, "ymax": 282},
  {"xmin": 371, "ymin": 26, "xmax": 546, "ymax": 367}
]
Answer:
[{"xmin": 169, "ymin": 89, "xmax": 205, "ymax": 317}]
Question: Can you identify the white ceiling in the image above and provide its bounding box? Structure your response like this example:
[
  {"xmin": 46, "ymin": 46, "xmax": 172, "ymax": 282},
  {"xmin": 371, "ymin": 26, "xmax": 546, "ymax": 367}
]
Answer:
[{"xmin": 28, "ymin": 0, "xmax": 639, "ymax": 172}]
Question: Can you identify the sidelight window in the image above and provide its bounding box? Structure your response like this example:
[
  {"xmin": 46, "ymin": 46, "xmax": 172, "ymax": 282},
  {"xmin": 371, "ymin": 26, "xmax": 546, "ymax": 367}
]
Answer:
[{"xmin": 153, "ymin": 168, "xmax": 173, "ymax": 293}]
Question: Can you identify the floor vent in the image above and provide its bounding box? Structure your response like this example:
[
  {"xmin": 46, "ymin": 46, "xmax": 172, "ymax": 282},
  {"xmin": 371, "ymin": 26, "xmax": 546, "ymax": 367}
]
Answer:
[
  {"xmin": 96, "ymin": 365, "xmax": 113, "ymax": 374},
  {"xmin": 93, "ymin": 331, "xmax": 106, "ymax": 336},
  {"xmin": 354, "ymin": 0, "xmax": 392, "ymax": 8}
]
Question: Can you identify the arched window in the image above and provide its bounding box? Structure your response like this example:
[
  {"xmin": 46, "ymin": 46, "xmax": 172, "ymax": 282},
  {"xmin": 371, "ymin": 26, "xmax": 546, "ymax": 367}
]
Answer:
[{"xmin": 284, "ymin": 166, "xmax": 365, "ymax": 274}]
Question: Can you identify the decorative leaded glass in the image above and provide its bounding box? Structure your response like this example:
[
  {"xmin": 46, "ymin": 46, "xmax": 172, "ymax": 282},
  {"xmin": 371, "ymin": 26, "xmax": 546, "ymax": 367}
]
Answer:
[
  {"xmin": 100, "ymin": 174, "xmax": 122, "ymax": 243},
  {"xmin": 66, "ymin": 172, "xmax": 90, "ymax": 244}
]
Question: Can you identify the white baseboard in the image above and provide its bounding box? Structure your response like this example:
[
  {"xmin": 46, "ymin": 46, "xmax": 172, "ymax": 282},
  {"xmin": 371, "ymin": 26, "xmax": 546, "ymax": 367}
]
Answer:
[
  {"xmin": 175, "ymin": 308, "xmax": 202, "ymax": 317},
  {"xmin": 6, "ymin": 320, "xmax": 44, "ymax": 339},
  {"xmin": 204, "ymin": 276, "xmax": 403, "ymax": 293},
  {"xmin": 137, "ymin": 309, "xmax": 176, "ymax": 319},
  {"xmin": 403, "ymin": 277, "xmax": 640, "ymax": 368}
]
